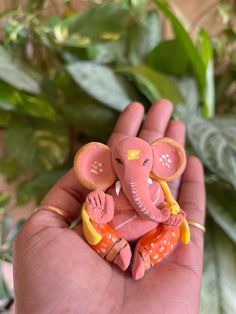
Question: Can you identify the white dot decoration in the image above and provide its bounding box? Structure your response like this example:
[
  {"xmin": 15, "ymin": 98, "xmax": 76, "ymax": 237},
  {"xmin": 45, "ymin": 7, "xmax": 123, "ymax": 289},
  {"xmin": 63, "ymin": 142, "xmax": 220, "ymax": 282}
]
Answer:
[
  {"xmin": 90, "ymin": 161, "xmax": 104, "ymax": 175},
  {"xmin": 159, "ymin": 153, "xmax": 172, "ymax": 168}
]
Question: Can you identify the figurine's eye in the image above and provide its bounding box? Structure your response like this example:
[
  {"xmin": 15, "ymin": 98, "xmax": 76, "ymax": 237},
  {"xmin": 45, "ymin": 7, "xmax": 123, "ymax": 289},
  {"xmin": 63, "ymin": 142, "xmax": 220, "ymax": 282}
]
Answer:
[
  {"xmin": 115, "ymin": 158, "xmax": 123, "ymax": 165},
  {"xmin": 143, "ymin": 159, "xmax": 149, "ymax": 166}
]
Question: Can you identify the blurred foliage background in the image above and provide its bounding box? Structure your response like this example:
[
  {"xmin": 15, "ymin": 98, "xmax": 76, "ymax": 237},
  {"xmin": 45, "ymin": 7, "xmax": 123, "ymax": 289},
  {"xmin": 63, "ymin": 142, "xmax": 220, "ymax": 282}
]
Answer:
[{"xmin": 0, "ymin": 0, "xmax": 235, "ymax": 312}]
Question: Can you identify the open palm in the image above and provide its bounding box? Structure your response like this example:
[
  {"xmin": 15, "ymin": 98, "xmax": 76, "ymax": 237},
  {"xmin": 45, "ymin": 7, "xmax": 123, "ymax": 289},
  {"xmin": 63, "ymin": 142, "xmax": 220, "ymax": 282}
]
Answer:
[{"xmin": 14, "ymin": 100, "xmax": 205, "ymax": 314}]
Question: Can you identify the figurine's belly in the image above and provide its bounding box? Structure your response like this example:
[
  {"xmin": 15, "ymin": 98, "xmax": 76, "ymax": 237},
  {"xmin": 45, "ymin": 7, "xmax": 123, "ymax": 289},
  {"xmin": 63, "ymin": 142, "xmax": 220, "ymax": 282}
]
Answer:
[
  {"xmin": 107, "ymin": 180, "xmax": 164, "ymax": 241},
  {"xmin": 110, "ymin": 210, "xmax": 158, "ymax": 241}
]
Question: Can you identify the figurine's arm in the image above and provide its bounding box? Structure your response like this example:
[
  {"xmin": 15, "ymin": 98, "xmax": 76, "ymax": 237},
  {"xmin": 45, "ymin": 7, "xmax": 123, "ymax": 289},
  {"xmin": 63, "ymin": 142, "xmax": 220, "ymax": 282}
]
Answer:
[
  {"xmin": 85, "ymin": 190, "xmax": 114, "ymax": 223},
  {"xmin": 151, "ymin": 178, "xmax": 186, "ymax": 227}
]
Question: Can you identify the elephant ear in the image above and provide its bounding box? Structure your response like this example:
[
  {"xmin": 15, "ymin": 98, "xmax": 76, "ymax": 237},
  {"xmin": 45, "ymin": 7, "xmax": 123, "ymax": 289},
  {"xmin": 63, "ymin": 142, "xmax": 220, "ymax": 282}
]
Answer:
[
  {"xmin": 74, "ymin": 142, "xmax": 116, "ymax": 191},
  {"xmin": 151, "ymin": 137, "xmax": 186, "ymax": 182}
]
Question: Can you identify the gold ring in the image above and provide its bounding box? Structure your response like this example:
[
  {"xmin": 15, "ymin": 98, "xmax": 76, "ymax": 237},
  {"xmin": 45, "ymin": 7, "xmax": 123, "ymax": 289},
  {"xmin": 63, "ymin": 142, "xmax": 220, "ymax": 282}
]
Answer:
[
  {"xmin": 187, "ymin": 219, "xmax": 205, "ymax": 233},
  {"xmin": 35, "ymin": 205, "xmax": 71, "ymax": 223}
]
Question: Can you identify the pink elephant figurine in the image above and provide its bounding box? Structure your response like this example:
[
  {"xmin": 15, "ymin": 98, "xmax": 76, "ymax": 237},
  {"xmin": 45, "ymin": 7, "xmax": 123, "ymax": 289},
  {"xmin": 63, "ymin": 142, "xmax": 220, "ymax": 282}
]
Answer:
[{"xmin": 74, "ymin": 136, "xmax": 189, "ymax": 280}]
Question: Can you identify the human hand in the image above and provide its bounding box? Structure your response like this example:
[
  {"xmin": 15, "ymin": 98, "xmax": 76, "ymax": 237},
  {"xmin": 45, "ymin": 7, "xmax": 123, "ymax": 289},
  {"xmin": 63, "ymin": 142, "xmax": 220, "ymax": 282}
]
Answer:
[{"xmin": 13, "ymin": 100, "xmax": 205, "ymax": 314}]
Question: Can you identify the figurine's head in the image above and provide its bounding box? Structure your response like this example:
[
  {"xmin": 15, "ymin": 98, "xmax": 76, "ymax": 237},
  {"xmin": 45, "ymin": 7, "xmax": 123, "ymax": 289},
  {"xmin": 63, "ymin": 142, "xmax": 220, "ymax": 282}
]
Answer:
[{"xmin": 74, "ymin": 137, "xmax": 186, "ymax": 222}]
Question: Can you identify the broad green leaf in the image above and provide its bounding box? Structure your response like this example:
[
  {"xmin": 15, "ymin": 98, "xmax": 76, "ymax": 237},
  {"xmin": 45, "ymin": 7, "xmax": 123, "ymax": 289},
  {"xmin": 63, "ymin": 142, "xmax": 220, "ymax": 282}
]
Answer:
[
  {"xmin": 207, "ymin": 181, "xmax": 236, "ymax": 244},
  {"xmin": 87, "ymin": 41, "xmax": 127, "ymax": 64},
  {"xmin": 0, "ymin": 83, "xmax": 20, "ymax": 110},
  {"xmin": 0, "ymin": 47, "xmax": 40, "ymax": 94},
  {"xmin": 60, "ymin": 93, "xmax": 118, "ymax": 140},
  {"xmin": 6, "ymin": 119, "xmax": 69, "ymax": 173},
  {"xmin": 67, "ymin": 4, "xmax": 130, "ymax": 42},
  {"xmin": 187, "ymin": 116, "xmax": 236, "ymax": 188},
  {"xmin": 0, "ymin": 193, "xmax": 11, "ymax": 210},
  {"xmin": 213, "ymin": 115, "xmax": 236, "ymax": 154},
  {"xmin": 17, "ymin": 169, "xmax": 66, "ymax": 204},
  {"xmin": 0, "ymin": 157, "xmax": 22, "ymax": 182},
  {"xmin": 201, "ymin": 220, "xmax": 236, "ymax": 314},
  {"xmin": 118, "ymin": 65, "xmax": 184, "ymax": 103},
  {"xmin": 148, "ymin": 39, "xmax": 189, "ymax": 76},
  {"xmin": 18, "ymin": 94, "xmax": 58, "ymax": 120},
  {"xmin": 128, "ymin": 11, "xmax": 161, "ymax": 65},
  {"xmin": 0, "ymin": 109, "xmax": 12, "ymax": 127},
  {"xmin": 174, "ymin": 77, "xmax": 199, "ymax": 118},
  {"xmin": 67, "ymin": 62, "xmax": 134, "ymax": 110},
  {"xmin": 0, "ymin": 83, "xmax": 57, "ymax": 119}
]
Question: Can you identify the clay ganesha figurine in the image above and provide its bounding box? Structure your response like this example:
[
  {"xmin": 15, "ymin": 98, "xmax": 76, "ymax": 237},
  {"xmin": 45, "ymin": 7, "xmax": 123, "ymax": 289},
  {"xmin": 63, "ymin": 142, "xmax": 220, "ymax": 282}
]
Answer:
[{"xmin": 74, "ymin": 136, "xmax": 190, "ymax": 280}]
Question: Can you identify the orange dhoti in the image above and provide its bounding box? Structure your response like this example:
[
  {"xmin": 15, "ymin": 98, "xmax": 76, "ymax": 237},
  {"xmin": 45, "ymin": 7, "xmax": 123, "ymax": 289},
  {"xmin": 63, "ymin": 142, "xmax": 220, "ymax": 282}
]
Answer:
[{"xmin": 90, "ymin": 221, "xmax": 180, "ymax": 268}]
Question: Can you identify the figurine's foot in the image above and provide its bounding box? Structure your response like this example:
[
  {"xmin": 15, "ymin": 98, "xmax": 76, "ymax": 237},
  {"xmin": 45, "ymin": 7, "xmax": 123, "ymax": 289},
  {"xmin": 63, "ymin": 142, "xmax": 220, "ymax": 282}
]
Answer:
[
  {"xmin": 132, "ymin": 253, "xmax": 145, "ymax": 280},
  {"xmin": 113, "ymin": 244, "xmax": 131, "ymax": 271}
]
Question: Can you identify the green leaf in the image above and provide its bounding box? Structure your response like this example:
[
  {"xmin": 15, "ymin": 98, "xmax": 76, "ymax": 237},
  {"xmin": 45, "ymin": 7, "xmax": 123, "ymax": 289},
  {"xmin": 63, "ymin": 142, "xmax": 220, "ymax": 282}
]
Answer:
[
  {"xmin": 67, "ymin": 62, "xmax": 134, "ymax": 111},
  {"xmin": 186, "ymin": 115, "xmax": 236, "ymax": 188},
  {"xmin": 0, "ymin": 82, "xmax": 20, "ymax": 110},
  {"xmin": 0, "ymin": 193, "xmax": 11, "ymax": 210},
  {"xmin": 0, "ymin": 157, "xmax": 22, "ymax": 182},
  {"xmin": 152, "ymin": 1, "xmax": 215, "ymax": 118},
  {"xmin": 0, "ymin": 264, "xmax": 12, "ymax": 299},
  {"xmin": 207, "ymin": 181, "xmax": 236, "ymax": 244},
  {"xmin": 174, "ymin": 77, "xmax": 199, "ymax": 118},
  {"xmin": 197, "ymin": 29, "xmax": 215, "ymax": 118},
  {"xmin": 128, "ymin": 11, "xmax": 161, "ymax": 65},
  {"xmin": 213, "ymin": 115, "xmax": 236, "ymax": 154},
  {"xmin": 60, "ymin": 93, "xmax": 118, "ymax": 140},
  {"xmin": 17, "ymin": 169, "xmax": 66, "ymax": 204},
  {"xmin": 68, "ymin": 4, "xmax": 130, "ymax": 42},
  {"xmin": 0, "ymin": 109, "xmax": 12, "ymax": 127},
  {"xmin": 18, "ymin": 94, "xmax": 58, "ymax": 120},
  {"xmin": 5, "ymin": 219, "xmax": 24, "ymax": 244},
  {"xmin": 117, "ymin": 65, "xmax": 184, "ymax": 103},
  {"xmin": 153, "ymin": 1, "xmax": 205, "ymax": 89},
  {"xmin": 123, "ymin": 0, "xmax": 148, "ymax": 17},
  {"xmin": 201, "ymin": 220, "xmax": 236, "ymax": 314},
  {"xmin": 1, "ymin": 214, "xmax": 12, "ymax": 244},
  {"xmin": 148, "ymin": 39, "xmax": 189, "ymax": 75},
  {"xmin": 0, "ymin": 47, "xmax": 40, "ymax": 94},
  {"xmin": 0, "ymin": 82, "xmax": 57, "ymax": 120},
  {"xmin": 6, "ymin": 119, "xmax": 69, "ymax": 173},
  {"xmin": 197, "ymin": 29, "xmax": 213, "ymax": 67}
]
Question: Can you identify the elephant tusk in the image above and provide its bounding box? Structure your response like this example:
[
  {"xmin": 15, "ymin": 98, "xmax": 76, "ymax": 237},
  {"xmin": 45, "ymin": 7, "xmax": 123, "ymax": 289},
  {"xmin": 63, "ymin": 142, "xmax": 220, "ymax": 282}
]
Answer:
[
  {"xmin": 147, "ymin": 178, "xmax": 153, "ymax": 185},
  {"xmin": 115, "ymin": 180, "xmax": 121, "ymax": 196}
]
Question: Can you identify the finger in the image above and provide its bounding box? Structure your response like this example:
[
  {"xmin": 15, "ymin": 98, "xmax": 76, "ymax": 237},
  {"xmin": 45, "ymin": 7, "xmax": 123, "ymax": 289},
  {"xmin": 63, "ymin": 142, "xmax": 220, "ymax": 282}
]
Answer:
[
  {"xmin": 169, "ymin": 156, "xmax": 205, "ymax": 271},
  {"xmin": 99, "ymin": 191, "xmax": 105, "ymax": 208},
  {"xmin": 41, "ymin": 168, "xmax": 88, "ymax": 222},
  {"xmin": 179, "ymin": 156, "xmax": 205, "ymax": 228},
  {"xmin": 139, "ymin": 99, "xmax": 173, "ymax": 143},
  {"xmin": 107, "ymin": 102, "xmax": 144, "ymax": 148},
  {"xmin": 94, "ymin": 193, "xmax": 100, "ymax": 207},
  {"xmin": 165, "ymin": 119, "xmax": 186, "ymax": 198}
]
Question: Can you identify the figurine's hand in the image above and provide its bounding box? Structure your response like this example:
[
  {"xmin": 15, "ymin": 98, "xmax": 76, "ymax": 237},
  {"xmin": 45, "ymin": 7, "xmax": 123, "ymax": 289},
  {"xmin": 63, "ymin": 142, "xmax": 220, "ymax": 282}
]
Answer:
[
  {"xmin": 157, "ymin": 207, "xmax": 170, "ymax": 222},
  {"xmin": 85, "ymin": 190, "xmax": 114, "ymax": 223},
  {"xmin": 164, "ymin": 209, "xmax": 186, "ymax": 226}
]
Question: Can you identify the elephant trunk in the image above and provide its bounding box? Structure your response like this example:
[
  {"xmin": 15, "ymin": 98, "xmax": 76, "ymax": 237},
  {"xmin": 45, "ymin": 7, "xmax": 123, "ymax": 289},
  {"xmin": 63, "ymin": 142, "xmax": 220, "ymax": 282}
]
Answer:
[{"xmin": 122, "ymin": 178, "xmax": 169, "ymax": 223}]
